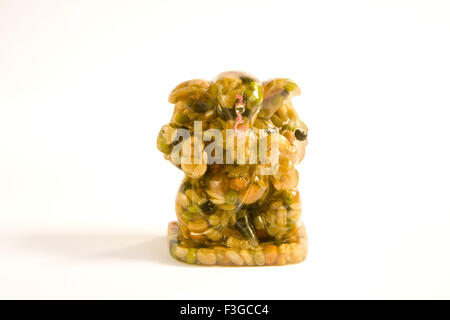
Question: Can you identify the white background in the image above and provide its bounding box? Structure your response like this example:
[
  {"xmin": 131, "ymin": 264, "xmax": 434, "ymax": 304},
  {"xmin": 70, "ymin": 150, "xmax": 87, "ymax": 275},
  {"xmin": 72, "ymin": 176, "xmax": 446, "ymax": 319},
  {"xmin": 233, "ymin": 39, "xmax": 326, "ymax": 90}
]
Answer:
[{"xmin": 1, "ymin": 0, "xmax": 449, "ymax": 299}]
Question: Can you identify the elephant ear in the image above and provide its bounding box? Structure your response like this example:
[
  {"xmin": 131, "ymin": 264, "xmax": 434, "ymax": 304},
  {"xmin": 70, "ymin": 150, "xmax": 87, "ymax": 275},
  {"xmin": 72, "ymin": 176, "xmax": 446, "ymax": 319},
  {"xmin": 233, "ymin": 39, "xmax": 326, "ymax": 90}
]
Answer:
[
  {"xmin": 259, "ymin": 78, "xmax": 301, "ymax": 119},
  {"xmin": 168, "ymin": 79, "xmax": 218, "ymax": 131},
  {"xmin": 168, "ymin": 79, "xmax": 211, "ymax": 104}
]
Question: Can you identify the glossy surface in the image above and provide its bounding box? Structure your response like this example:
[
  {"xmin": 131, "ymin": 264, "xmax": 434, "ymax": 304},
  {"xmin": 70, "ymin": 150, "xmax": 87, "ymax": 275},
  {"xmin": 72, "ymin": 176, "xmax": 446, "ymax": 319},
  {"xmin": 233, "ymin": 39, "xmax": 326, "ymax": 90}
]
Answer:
[{"xmin": 158, "ymin": 71, "xmax": 309, "ymax": 266}]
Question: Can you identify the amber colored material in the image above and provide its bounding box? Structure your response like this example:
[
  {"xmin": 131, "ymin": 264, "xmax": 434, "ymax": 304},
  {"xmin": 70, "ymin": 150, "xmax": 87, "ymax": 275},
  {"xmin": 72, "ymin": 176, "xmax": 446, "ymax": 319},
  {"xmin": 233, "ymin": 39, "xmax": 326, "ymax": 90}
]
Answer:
[{"xmin": 158, "ymin": 71, "xmax": 309, "ymax": 266}]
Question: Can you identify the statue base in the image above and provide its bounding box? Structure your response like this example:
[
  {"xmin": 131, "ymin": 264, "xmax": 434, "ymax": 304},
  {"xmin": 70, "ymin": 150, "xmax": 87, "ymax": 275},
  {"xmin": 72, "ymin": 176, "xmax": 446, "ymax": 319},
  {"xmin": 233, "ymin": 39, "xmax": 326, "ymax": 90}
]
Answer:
[{"xmin": 167, "ymin": 221, "xmax": 308, "ymax": 266}]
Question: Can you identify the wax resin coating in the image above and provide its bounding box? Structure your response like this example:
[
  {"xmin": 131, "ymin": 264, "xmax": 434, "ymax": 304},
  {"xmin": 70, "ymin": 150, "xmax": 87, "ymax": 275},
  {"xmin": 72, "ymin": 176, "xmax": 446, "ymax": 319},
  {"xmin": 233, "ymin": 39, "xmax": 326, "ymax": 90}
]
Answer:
[{"xmin": 157, "ymin": 71, "xmax": 308, "ymax": 266}]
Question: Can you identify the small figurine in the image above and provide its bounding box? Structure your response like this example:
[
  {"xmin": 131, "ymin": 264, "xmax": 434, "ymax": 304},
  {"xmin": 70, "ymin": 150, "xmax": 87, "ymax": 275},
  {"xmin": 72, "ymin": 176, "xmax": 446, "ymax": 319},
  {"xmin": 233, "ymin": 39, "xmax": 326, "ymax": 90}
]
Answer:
[{"xmin": 157, "ymin": 71, "xmax": 308, "ymax": 266}]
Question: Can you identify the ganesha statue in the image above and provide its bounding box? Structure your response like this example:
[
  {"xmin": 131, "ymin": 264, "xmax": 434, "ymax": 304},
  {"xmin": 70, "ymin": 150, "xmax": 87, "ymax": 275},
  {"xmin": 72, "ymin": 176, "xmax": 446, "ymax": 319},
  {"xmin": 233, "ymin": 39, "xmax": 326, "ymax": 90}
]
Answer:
[{"xmin": 157, "ymin": 71, "xmax": 309, "ymax": 266}]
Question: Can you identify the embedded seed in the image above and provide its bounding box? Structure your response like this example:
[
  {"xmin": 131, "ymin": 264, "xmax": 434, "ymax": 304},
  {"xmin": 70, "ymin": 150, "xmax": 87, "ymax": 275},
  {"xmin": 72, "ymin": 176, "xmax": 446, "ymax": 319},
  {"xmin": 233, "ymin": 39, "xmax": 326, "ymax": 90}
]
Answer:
[
  {"xmin": 285, "ymin": 225, "xmax": 299, "ymax": 238},
  {"xmin": 218, "ymin": 203, "xmax": 236, "ymax": 211},
  {"xmin": 204, "ymin": 228, "xmax": 222, "ymax": 241},
  {"xmin": 229, "ymin": 212, "xmax": 236, "ymax": 225},
  {"xmin": 270, "ymin": 200, "xmax": 283, "ymax": 210},
  {"xmin": 175, "ymin": 113, "xmax": 189, "ymax": 124},
  {"xmin": 187, "ymin": 204, "xmax": 199, "ymax": 214},
  {"xmin": 275, "ymin": 254, "xmax": 286, "ymax": 265},
  {"xmin": 285, "ymin": 103, "xmax": 297, "ymax": 119},
  {"xmin": 189, "ymin": 232, "xmax": 204, "ymax": 241},
  {"xmin": 226, "ymin": 249, "xmax": 244, "ymax": 265},
  {"xmin": 271, "ymin": 114, "xmax": 283, "ymax": 127},
  {"xmin": 188, "ymin": 219, "xmax": 208, "ymax": 233},
  {"xmin": 229, "ymin": 177, "xmax": 248, "ymax": 191},
  {"xmin": 213, "ymin": 246, "xmax": 232, "ymax": 265},
  {"xmin": 256, "ymin": 228, "xmax": 267, "ymax": 239},
  {"xmin": 241, "ymin": 184, "xmax": 264, "ymax": 204},
  {"xmin": 253, "ymin": 118, "xmax": 268, "ymax": 129},
  {"xmin": 263, "ymin": 245, "xmax": 278, "ymax": 265},
  {"xmin": 279, "ymin": 243, "xmax": 289, "ymax": 254},
  {"xmin": 217, "ymin": 253, "xmax": 231, "ymax": 265},
  {"xmin": 179, "ymin": 224, "xmax": 190, "ymax": 238},
  {"xmin": 240, "ymin": 239, "xmax": 252, "ymax": 250},
  {"xmin": 208, "ymin": 214, "xmax": 220, "ymax": 226},
  {"xmin": 282, "ymin": 121, "xmax": 296, "ymax": 131},
  {"xmin": 290, "ymin": 243, "xmax": 305, "ymax": 263},
  {"xmin": 253, "ymin": 215, "xmax": 265, "ymax": 230},
  {"xmin": 282, "ymin": 189, "xmax": 297, "ymax": 205},
  {"xmin": 180, "ymin": 210, "xmax": 193, "ymax": 222},
  {"xmin": 176, "ymin": 192, "xmax": 190, "ymax": 208},
  {"xmin": 279, "ymin": 244, "xmax": 291, "ymax": 263},
  {"xmin": 199, "ymin": 200, "xmax": 216, "ymax": 214},
  {"xmin": 186, "ymin": 248, "xmax": 197, "ymax": 264},
  {"xmin": 284, "ymin": 80, "xmax": 299, "ymax": 92},
  {"xmin": 221, "ymin": 214, "xmax": 230, "ymax": 227},
  {"xmin": 157, "ymin": 134, "xmax": 172, "ymax": 154},
  {"xmin": 290, "ymin": 202, "xmax": 302, "ymax": 211},
  {"xmin": 294, "ymin": 128, "xmax": 307, "ymax": 141},
  {"xmin": 276, "ymin": 210, "xmax": 287, "ymax": 228},
  {"xmin": 170, "ymin": 244, "xmax": 178, "ymax": 258},
  {"xmin": 271, "ymin": 94, "xmax": 284, "ymax": 107},
  {"xmin": 287, "ymin": 209, "xmax": 301, "ymax": 222},
  {"xmin": 197, "ymin": 248, "xmax": 217, "ymax": 265},
  {"xmin": 265, "ymin": 211, "xmax": 276, "ymax": 226},
  {"xmin": 277, "ymin": 105, "xmax": 289, "ymax": 122},
  {"xmin": 226, "ymin": 236, "xmax": 240, "ymax": 248},
  {"xmin": 174, "ymin": 245, "xmax": 189, "ymax": 260},
  {"xmin": 254, "ymin": 250, "xmax": 265, "ymax": 265},
  {"xmin": 283, "ymin": 130, "xmax": 295, "ymax": 144},
  {"xmin": 185, "ymin": 189, "xmax": 200, "ymax": 203},
  {"xmin": 240, "ymin": 249, "xmax": 254, "ymax": 265},
  {"xmin": 193, "ymin": 101, "xmax": 209, "ymax": 113},
  {"xmin": 204, "ymin": 109, "xmax": 216, "ymax": 121},
  {"xmin": 266, "ymin": 224, "xmax": 280, "ymax": 238},
  {"xmin": 225, "ymin": 189, "xmax": 239, "ymax": 205}
]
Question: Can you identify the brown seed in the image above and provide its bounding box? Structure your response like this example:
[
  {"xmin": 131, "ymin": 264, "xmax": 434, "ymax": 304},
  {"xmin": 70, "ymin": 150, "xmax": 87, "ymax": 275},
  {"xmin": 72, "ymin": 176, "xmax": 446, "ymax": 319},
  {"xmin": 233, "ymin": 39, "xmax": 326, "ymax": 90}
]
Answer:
[{"xmin": 256, "ymin": 229, "xmax": 266, "ymax": 239}]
